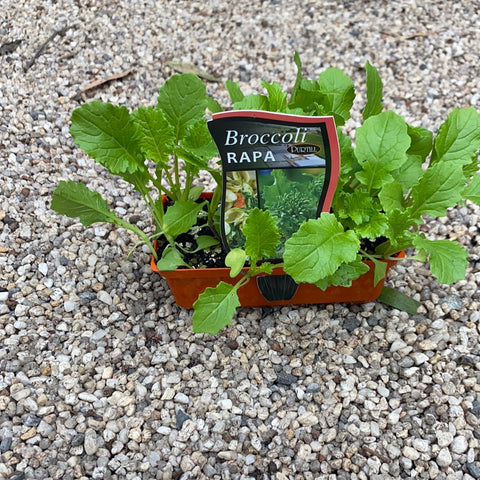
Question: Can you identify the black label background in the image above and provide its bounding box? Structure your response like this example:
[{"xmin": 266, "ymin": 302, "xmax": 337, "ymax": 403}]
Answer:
[{"xmin": 208, "ymin": 112, "xmax": 339, "ymax": 255}]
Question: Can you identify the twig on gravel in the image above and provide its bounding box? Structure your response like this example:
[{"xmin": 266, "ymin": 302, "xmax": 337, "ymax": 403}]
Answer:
[
  {"xmin": 166, "ymin": 60, "xmax": 219, "ymax": 82},
  {"xmin": 358, "ymin": 446, "xmax": 391, "ymax": 463},
  {"xmin": 24, "ymin": 25, "xmax": 73, "ymax": 72},
  {"xmin": 70, "ymin": 67, "xmax": 136, "ymax": 101},
  {"xmin": 381, "ymin": 30, "xmax": 442, "ymax": 40},
  {"xmin": 402, "ymin": 31, "xmax": 433, "ymax": 40}
]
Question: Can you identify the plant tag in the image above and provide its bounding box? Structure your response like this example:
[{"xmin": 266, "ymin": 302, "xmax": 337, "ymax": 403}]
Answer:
[{"xmin": 208, "ymin": 110, "xmax": 340, "ymax": 255}]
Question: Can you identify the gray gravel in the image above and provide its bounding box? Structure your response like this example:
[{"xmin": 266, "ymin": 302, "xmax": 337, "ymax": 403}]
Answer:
[{"xmin": 1, "ymin": 1, "xmax": 480, "ymax": 479}]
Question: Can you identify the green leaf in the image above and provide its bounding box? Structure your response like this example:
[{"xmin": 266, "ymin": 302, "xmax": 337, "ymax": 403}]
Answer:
[
  {"xmin": 390, "ymin": 154, "xmax": 424, "ymax": 194},
  {"xmin": 371, "ymin": 257, "xmax": 388, "ymax": 286},
  {"xmin": 193, "ymin": 282, "xmax": 241, "ymax": 335},
  {"xmin": 234, "ymin": 94, "xmax": 270, "ymax": 111},
  {"xmin": 378, "ymin": 236, "xmax": 414, "ymax": 258},
  {"xmin": 407, "ymin": 162, "xmax": 465, "ymax": 219},
  {"xmin": 463, "ymin": 174, "xmax": 480, "ymax": 203},
  {"xmin": 463, "ymin": 157, "xmax": 480, "ymax": 180},
  {"xmin": 362, "ymin": 61, "xmax": 383, "ymax": 120},
  {"xmin": 209, "ymin": 169, "xmax": 222, "ymax": 185},
  {"xmin": 287, "ymin": 79, "xmax": 324, "ymax": 112},
  {"xmin": 254, "ymin": 262, "xmax": 276, "ymax": 275},
  {"xmin": 51, "ymin": 180, "xmax": 120, "ymax": 226},
  {"xmin": 261, "ymin": 169, "xmax": 291, "ymax": 201},
  {"xmin": 379, "ymin": 181, "xmax": 405, "ymax": 214},
  {"xmin": 336, "ymin": 129, "xmax": 355, "ymax": 188},
  {"xmin": 225, "ymin": 248, "xmax": 247, "ymax": 278},
  {"xmin": 225, "ymin": 80, "xmax": 244, "ymax": 103},
  {"xmin": 262, "ymin": 80, "xmax": 287, "ymax": 112},
  {"xmin": 336, "ymin": 190, "xmax": 377, "ymax": 224},
  {"xmin": 70, "ymin": 101, "xmax": 143, "ymax": 174},
  {"xmin": 355, "ymin": 111, "xmax": 411, "ymax": 191},
  {"xmin": 289, "ymin": 51, "xmax": 304, "ymax": 105},
  {"xmin": 188, "ymin": 235, "xmax": 219, "ymax": 253},
  {"xmin": 407, "ymin": 124, "xmax": 433, "ymax": 160},
  {"xmin": 284, "ymin": 106, "xmax": 306, "ymax": 115},
  {"xmin": 355, "ymin": 211, "xmax": 389, "ymax": 240},
  {"xmin": 315, "ymin": 257, "xmax": 370, "ymax": 290},
  {"xmin": 378, "ymin": 286, "xmax": 421, "ymax": 314},
  {"xmin": 284, "ymin": 214, "xmax": 360, "ymax": 283},
  {"xmin": 392, "ymin": 124, "xmax": 433, "ymax": 194},
  {"xmin": 412, "ymin": 235, "xmax": 468, "ymax": 284},
  {"xmin": 178, "ymin": 119, "xmax": 218, "ymax": 168},
  {"xmin": 206, "ymin": 96, "xmax": 222, "ymax": 114},
  {"xmin": 432, "ymin": 107, "xmax": 480, "ymax": 167},
  {"xmin": 131, "ymin": 106, "xmax": 174, "ymax": 164},
  {"xmin": 188, "ymin": 186, "xmax": 204, "ymax": 201},
  {"xmin": 242, "ymin": 208, "xmax": 280, "ymax": 265},
  {"xmin": 355, "ymin": 165, "xmax": 394, "ymax": 191},
  {"xmin": 380, "ymin": 210, "xmax": 416, "ymax": 254},
  {"xmin": 318, "ymin": 68, "xmax": 355, "ymax": 126},
  {"xmin": 157, "ymin": 73, "xmax": 208, "ymax": 140},
  {"xmin": 163, "ymin": 200, "xmax": 204, "ymax": 238},
  {"xmin": 156, "ymin": 245, "xmax": 189, "ymax": 271}
]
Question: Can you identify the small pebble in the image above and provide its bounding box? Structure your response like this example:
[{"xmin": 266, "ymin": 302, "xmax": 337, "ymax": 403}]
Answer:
[
  {"xmin": 38, "ymin": 263, "xmax": 48, "ymax": 276},
  {"xmin": 0, "ymin": 436, "xmax": 13, "ymax": 453},
  {"xmin": 174, "ymin": 392, "xmax": 190, "ymax": 404},
  {"xmin": 297, "ymin": 412, "xmax": 319, "ymax": 427},
  {"xmin": 451, "ymin": 436, "xmax": 468, "ymax": 454},
  {"xmin": 444, "ymin": 294, "xmax": 463, "ymax": 310},
  {"xmin": 436, "ymin": 430, "xmax": 453, "ymax": 448},
  {"xmin": 275, "ymin": 371, "xmax": 298, "ymax": 386},
  {"xmin": 84, "ymin": 429, "xmax": 99, "ymax": 455},
  {"xmin": 64, "ymin": 300, "xmax": 75, "ymax": 312},
  {"xmin": 176, "ymin": 409, "xmax": 191, "ymax": 430},
  {"xmin": 97, "ymin": 291, "xmax": 113, "ymax": 306},
  {"xmin": 467, "ymin": 463, "xmax": 480, "ymax": 479},
  {"xmin": 436, "ymin": 448, "xmax": 453, "ymax": 467},
  {"xmin": 402, "ymin": 446, "xmax": 420, "ymax": 461}
]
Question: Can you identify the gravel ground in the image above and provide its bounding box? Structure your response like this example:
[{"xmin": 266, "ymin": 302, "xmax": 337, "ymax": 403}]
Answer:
[{"xmin": 1, "ymin": 1, "xmax": 480, "ymax": 479}]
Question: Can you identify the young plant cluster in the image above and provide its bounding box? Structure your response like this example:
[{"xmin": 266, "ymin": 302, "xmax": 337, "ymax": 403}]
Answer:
[
  {"xmin": 52, "ymin": 54, "xmax": 480, "ymax": 335},
  {"xmin": 52, "ymin": 74, "xmax": 223, "ymax": 270}
]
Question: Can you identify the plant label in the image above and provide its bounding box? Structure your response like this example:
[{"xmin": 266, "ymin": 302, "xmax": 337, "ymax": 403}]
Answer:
[{"xmin": 208, "ymin": 110, "xmax": 340, "ymax": 255}]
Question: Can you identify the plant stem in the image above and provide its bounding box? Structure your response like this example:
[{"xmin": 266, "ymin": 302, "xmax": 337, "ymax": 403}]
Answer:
[
  {"xmin": 150, "ymin": 175, "xmax": 174, "ymax": 200},
  {"xmin": 207, "ymin": 217, "xmax": 222, "ymax": 242},
  {"xmin": 359, "ymin": 248, "xmax": 376, "ymax": 262},
  {"xmin": 403, "ymin": 188, "xmax": 413, "ymax": 206},
  {"xmin": 359, "ymin": 248, "xmax": 407, "ymax": 262},
  {"xmin": 163, "ymin": 168, "xmax": 175, "ymax": 190},
  {"xmin": 233, "ymin": 273, "xmax": 251, "ymax": 292},
  {"xmin": 146, "ymin": 190, "xmax": 164, "ymax": 227},
  {"xmin": 183, "ymin": 170, "xmax": 193, "ymax": 201},
  {"xmin": 207, "ymin": 183, "xmax": 222, "ymax": 241},
  {"xmin": 173, "ymin": 153, "xmax": 180, "ymax": 199},
  {"xmin": 136, "ymin": 181, "xmax": 164, "ymax": 230},
  {"xmin": 347, "ymin": 176, "xmax": 361, "ymax": 191},
  {"xmin": 114, "ymin": 217, "xmax": 158, "ymax": 260}
]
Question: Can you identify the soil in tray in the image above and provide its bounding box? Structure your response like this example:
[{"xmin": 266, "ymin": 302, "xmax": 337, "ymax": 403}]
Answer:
[{"xmin": 156, "ymin": 200, "xmax": 227, "ymax": 268}]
